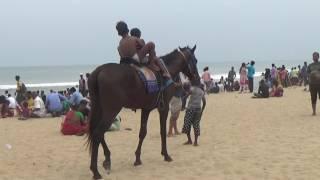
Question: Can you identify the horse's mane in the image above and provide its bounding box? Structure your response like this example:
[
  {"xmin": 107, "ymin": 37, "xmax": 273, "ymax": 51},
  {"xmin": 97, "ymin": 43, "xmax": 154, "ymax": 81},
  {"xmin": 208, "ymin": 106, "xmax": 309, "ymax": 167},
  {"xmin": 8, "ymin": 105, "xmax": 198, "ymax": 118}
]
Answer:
[
  {"xmin": 161, "ymin": 47, "xmax": 190, "ymax": 66},
  {"xmin": 160, "ymin": 49, "xmax": 178, "ymax": 65}
]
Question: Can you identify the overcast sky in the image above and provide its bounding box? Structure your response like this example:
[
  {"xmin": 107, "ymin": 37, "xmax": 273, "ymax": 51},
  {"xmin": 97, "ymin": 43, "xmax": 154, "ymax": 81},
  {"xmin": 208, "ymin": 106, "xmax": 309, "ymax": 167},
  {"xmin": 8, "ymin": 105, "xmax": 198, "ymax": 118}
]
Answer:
[{"xmin": 0, "ymin": 0, "xmax": 319, "ymax": 67}]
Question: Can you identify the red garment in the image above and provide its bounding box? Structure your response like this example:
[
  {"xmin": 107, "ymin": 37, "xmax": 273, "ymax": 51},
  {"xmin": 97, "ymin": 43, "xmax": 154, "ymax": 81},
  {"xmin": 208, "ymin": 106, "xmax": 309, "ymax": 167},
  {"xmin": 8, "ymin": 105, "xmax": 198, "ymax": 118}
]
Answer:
[{"xmin": 61, "ymin": 111, "xmax": 88, "ymax": 135}]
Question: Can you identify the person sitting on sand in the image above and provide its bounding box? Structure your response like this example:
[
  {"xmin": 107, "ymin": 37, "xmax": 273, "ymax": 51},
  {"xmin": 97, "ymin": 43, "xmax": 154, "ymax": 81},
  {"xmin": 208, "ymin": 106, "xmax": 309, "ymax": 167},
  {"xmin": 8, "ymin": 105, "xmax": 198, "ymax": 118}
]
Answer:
[
  {"xmin": 31, "ymin": 92, "xmax": 46, "ymax": 118},
  {"xmin": 18, "ymin": 101, "xmax": 30, "ymax": 120},
  {"xmin": 0, "ymin": 95, "xmax": 10, "ymax": 118},
  {"xmin": 61, "ymin": 106, "xmax": 88, "ymax": 136},
  {"xmin": 68, "ymin": 87, "xmax": 84, "ymax": 109},
  {"xmin": 270, "ymin": 79, "xmax": 284, "ymax": 97},
  {"xmin": 210, "ymin": 82, "xmax": 220, "ymax": 94},
  {"xmin": 26, "ymin": 91, "xmax": 34, "ymax": 111},
  {"xmin": 46, "ymin": 90, "xmax": 67, "ymax": 117},
  {"xmin": 253, "ymin": 80, "xmax": 269, "ymax": 98},
  {"xmin": 7, "ymin": 94, "xmax": 17, "ymax": 116},
  {"xmin": 182, "ymin": 81, "xmax": 206, "ymax": 146},
  {"xmin": 108, "ymin": 115, "xmax": 121, "ymax": 131}
]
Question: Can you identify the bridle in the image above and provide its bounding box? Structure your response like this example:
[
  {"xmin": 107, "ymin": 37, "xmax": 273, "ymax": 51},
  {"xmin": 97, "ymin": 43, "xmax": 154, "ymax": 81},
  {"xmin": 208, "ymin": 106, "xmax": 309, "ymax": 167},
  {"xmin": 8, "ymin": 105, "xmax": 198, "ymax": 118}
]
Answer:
[{"xmin": 178, "ymin": 49, "xmax": 197, "ymax": 80}]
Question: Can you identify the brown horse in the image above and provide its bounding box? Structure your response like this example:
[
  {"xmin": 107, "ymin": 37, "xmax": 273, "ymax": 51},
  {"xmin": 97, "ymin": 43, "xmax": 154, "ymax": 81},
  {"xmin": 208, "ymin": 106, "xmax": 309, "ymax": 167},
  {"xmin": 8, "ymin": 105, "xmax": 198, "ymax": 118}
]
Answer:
[{"xmin": 87, "ymin": 45, "xmax": 200, "ymax": 179}]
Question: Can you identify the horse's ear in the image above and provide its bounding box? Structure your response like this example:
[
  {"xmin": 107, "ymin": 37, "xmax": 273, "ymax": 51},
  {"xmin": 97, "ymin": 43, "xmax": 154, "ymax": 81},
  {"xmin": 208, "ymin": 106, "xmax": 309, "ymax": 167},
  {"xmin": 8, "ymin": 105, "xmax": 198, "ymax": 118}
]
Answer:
[
  {"xmin": 179, "ymin": 46, "xmax": 183, "ymax": 51},
  {"xmin": 191, "ymin": 45, "xmax": 197, "ymax": 53}
]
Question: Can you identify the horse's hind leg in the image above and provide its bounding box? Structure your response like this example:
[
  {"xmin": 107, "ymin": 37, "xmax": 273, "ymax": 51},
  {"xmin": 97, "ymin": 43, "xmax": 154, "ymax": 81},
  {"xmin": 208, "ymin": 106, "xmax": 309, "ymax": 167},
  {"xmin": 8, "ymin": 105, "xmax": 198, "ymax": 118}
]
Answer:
[
  {"xmin": 101, "ymin": 137, "xmax": 111, "ymax": 174},
  {"xmin": 134, "ymin": 109, "xmax": 151, "ymax": 166},
  {"xmin": 100, "ymin": 109, "xmax": 121, "ymax": 173},
  {"xmin": 90, "ymin": 132, "xmax": 103, "ymax": 180}
]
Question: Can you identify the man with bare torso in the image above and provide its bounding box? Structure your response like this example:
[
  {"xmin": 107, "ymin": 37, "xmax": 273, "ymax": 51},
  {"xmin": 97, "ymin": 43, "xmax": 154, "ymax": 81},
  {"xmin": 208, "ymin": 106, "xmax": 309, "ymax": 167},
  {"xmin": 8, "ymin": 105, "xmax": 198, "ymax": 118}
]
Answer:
[
  {"xmin": 307, "ymin": 52, "xmax": 320, "ymax": 115},
  {"xmin": 116, "ymin": 21, "xmax": 171, "ymax": 79}
]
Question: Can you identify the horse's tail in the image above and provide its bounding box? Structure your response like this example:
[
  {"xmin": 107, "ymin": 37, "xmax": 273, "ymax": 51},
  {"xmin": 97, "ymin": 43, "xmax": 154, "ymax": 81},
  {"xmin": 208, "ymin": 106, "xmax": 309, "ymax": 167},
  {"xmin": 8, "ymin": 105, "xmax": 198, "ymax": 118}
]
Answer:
[{"xmin": 86, "ymin": 65, "xmax": 103, "ymax": 154}]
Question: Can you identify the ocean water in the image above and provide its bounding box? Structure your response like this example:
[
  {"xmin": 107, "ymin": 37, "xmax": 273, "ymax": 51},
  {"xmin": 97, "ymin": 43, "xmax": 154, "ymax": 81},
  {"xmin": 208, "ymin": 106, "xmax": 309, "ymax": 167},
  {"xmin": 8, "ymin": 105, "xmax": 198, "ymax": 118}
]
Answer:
[{"xmin": 0, "ymin": 59, "xmax": 306, "ymax": 93}]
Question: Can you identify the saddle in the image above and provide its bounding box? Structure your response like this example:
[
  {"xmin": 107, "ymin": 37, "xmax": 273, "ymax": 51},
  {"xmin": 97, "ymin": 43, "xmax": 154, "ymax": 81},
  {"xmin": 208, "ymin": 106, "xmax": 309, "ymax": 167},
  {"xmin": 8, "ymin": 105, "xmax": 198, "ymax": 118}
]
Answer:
[{"xmin": 120, "ymin": 57, "xmax": 172, "ymax": 94}]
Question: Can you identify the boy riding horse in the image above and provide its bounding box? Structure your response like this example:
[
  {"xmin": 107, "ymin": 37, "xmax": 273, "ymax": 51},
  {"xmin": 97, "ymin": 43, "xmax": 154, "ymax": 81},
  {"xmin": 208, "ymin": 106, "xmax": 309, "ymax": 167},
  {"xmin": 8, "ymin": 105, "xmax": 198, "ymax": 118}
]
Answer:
[{"xmin": 116, "ymin": 21, "xmax": 171, "ymax": 79}]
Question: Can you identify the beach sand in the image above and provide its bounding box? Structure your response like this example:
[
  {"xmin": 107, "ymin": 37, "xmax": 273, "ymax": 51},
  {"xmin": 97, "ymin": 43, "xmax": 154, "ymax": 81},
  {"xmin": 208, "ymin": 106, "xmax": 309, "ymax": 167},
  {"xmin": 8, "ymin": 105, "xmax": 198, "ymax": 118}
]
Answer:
[{"xmin": 1, "ymin": 87, "xmax": 320, "ymax": 180}]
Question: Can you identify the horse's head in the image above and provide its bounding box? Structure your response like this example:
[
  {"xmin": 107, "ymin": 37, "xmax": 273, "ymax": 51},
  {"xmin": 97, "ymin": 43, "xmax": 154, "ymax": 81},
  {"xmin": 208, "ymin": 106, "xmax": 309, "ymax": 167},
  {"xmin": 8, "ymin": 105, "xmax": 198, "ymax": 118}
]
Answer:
[{"xmin": 178, "ymin": 45, "xmax": 201, "ymax": 83}]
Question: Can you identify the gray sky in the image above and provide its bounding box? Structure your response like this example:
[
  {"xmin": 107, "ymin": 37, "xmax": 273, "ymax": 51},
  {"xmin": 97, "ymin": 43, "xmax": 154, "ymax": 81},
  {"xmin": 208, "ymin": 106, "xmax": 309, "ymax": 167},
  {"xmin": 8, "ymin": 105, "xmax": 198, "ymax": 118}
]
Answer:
[{"xmin": 0, "ymin": 0, "xmax": 319, "ymax": 67}]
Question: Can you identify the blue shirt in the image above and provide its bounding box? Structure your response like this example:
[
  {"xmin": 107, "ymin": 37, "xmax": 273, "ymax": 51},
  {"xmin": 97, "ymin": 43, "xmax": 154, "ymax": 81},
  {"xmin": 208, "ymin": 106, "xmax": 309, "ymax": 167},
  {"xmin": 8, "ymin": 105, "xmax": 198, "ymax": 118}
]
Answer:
[
  {"xmin": 69, "ymin": 91, "xmax": 83, "ymax": 106},
  {"xmin": 247, "ymin": 65, "xmax": 255, "ymax": 78},
  {"xmin": 46, "ymin": 92, "xmax": 66, "ymax": 112}
]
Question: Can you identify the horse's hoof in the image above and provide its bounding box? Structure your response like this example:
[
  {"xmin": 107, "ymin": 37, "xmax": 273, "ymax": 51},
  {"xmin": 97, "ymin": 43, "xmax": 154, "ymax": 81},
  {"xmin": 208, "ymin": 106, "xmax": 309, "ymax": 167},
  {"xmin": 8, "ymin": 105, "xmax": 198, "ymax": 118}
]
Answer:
[
  {"xmin": 164, "ymin": 155, "xmax": 173, "ymax": 162},
  {"xmin": 93, "ymin": 174, "xmax": 103, "ymax": 180},
  {"xmin": 134, "ymin": 160, "xmax": 142, "ymax": 166},
  {"xmin": 103, "ymin": 160, "xmax": 111, "ymax": 174}
]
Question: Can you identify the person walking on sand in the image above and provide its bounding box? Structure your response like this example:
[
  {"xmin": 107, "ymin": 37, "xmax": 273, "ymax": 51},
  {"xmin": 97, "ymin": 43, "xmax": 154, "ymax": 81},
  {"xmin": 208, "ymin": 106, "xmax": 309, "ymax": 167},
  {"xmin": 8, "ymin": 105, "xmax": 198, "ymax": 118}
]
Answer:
[
  {"xmin": 182, "ymin": 81, "xmax": 206, "ymax": 146},
  {"xmin": 307, "ymin": 52, "xmax": 320, "ymax": 116}
]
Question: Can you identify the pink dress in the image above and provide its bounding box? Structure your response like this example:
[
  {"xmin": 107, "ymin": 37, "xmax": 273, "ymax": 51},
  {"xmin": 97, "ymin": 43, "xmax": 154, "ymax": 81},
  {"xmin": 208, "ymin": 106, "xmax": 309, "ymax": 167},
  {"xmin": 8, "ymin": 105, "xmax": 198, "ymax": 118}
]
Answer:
[
  {"xmin": 201, "ymin": 71, "xmax": 211, "ymax": 82},
  {"xmin": 240, "ymin": 67, "xmax": 247, "ymax": 86}
]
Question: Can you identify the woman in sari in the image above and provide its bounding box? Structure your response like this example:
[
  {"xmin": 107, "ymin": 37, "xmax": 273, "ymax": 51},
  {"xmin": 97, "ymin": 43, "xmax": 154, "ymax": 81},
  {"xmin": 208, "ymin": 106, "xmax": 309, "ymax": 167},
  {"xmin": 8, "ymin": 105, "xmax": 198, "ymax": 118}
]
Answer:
[{"xmin": 61, "ymin": 106, "xmax": 88, "ymax": 136}]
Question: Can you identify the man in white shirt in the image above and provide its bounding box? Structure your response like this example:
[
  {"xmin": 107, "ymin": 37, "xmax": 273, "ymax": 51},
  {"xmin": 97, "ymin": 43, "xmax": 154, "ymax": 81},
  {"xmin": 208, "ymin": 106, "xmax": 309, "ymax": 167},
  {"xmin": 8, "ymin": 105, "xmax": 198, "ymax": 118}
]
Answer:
[
  {"xmin": 32, "ymin": 92, "xmax": 46, "ymax": 118},
  {"xmin": 7, "ymin": 94, "xmax": 17, "ymax": 109}
]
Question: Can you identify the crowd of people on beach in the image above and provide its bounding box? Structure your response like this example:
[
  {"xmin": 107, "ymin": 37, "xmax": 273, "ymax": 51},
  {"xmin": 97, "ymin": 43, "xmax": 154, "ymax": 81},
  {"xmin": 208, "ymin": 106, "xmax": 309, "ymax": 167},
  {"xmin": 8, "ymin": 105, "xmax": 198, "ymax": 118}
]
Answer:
[
  {"xmin": 199, "ymin": 59, "xmax": 311, "ymax": 98},
  {"xmin": 0, "ymin": 75, "xmax": 92, "ymax": 135},
  {"xmin": 0, "ymin": 74, "xmax": 121, "ymax": 136}
]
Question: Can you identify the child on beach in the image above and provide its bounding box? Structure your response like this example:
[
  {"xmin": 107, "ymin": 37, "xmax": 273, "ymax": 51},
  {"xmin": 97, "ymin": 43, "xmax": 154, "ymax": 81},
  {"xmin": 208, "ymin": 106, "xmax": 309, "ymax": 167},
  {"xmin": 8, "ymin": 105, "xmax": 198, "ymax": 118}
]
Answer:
[
  {"xmin": 18, "ymin": 101, "xmax": 30, "ymax": 120},
  {"xmin": 182, "ymin": 81, "xmax": 206, "ymax": 146}
]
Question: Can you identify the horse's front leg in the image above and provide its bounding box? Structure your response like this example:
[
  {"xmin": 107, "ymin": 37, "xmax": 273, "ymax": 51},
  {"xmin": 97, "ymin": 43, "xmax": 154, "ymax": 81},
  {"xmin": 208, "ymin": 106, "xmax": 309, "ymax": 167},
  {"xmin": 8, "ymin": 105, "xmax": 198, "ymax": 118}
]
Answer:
[
  {"xmin": 158, "ymin": 106, "xmax": 173, "ymax": 162},
  {"xmin": 134, "ymin": 109, "xmax": 151, "ymax": 166}
]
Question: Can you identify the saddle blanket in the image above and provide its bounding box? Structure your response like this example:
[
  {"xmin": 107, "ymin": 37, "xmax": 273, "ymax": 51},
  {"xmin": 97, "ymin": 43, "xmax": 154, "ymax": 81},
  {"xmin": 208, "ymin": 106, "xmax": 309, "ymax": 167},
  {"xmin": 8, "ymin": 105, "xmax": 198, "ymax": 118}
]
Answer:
[
  {"xmin": 120, "ymin": 57, "xmax": 173, "ymax": 94},
  {"xmin": 136, "ymin": 66, "xmax": 159, "ymax": 94}
]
